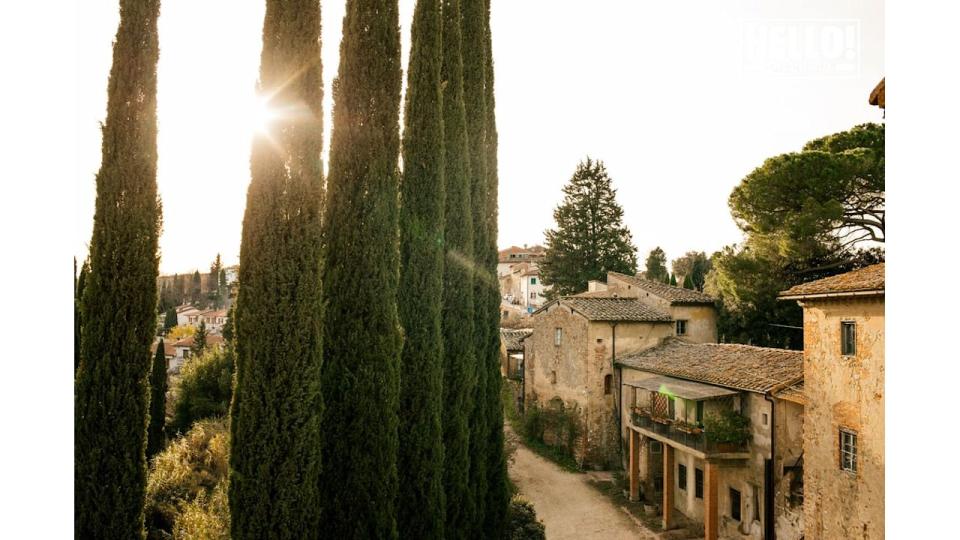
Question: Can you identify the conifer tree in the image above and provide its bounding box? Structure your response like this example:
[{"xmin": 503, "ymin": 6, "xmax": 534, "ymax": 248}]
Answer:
[
  {"xmin": 539, "ymin": 158, "xmax": 638, "ymax": 297},
  {"xmin": 147, "ymin": 338, "xmax": 167, "ymax": 458},
  {"xmin": 163, "ymin": 306, "xmax": 178, "ymax": 333},
  {"xmin": 191, "ymin": 321, "xmax": 208, "ymax": 357},
  {"xmin": 191, "ymin": 270, "xmax": 202, "ymax": 305},
  {"xmin": 683, "ymin": 273, "xmax": 695, "ymax": 290},
  {"xmin": 480, "ymin": 0, "xmax": 509, "ymax": 532},
  {"xmin": 645, "ymin": 247, "xmax": 669, "ymax": 284},
  {"xmin": 398, "ymin": 0, "xmax": 446, "ymax": 537},
  {"xmin": 319, "ymin": 0, "xmax": 403, "ymax": 537},
  {"xmin": 74, "ymin": 0, "xmax": 161, "ymax": 537},
  {"xmin": 670, "ymin": 273, "xmax": 678, "ymax": 286},
  {"xmin": 438, "ymin": 0, "xmax": 476, "ymax": 536},
  {"xmin": 228, "ymin": 0, "xmax": 326, "ymax": 537},
  {"xmin": 74, "ymin": 259, "xmax": 89, "ymax": 371},
  {"xmin": 461, "ymin": 0, "xmax": 491, "ymax": 531}
]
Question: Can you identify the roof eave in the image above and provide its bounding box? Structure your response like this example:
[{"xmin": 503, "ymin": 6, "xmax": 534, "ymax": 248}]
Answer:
[{"xmin": 778, "ymin": 289, "xmax": 885, "ymax": 301}]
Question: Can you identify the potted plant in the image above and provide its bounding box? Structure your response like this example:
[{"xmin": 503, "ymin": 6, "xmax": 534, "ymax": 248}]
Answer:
[
  {"xmin": 704, "ymin": 409, "xmax": 751, "ymax": 452},
  {"xmin": 675, "ymin": 420, "xmax": 703, "ymax": 435}
]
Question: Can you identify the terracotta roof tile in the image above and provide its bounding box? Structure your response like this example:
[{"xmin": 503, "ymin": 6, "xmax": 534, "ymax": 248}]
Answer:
[
  {"xmin": 500, "ymin": 329, "xmax": 533, "ymax": 351},
  {"xmin": 539, "ymin": 296, "xmax": 673, "ymax": 322},
  {"xmin": 774, "ymin": 381, "xmax": 806, "ymax": 405},
  {"xmin": 779, "ymin": 263, "xmax": 884, "ymax": 299},
  {"xmin": 608, "ymin": 272, "xmax": 716, "ymax": 305},
  {"xmin": 616, "ymin": 337, "xmax": 803, "ymax": 393}
]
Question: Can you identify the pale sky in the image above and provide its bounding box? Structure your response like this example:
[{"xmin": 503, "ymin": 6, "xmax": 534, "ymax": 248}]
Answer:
[{"xmin": 75, "ymin": 0, "xmax": 884, "ymax": 275}]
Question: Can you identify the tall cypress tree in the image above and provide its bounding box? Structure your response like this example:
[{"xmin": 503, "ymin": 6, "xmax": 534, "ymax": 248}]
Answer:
[
  {"xmin": 438, "ymin": 1, "xmax": 476, "ymax": 536},
  {"xmin": 74, "ymin": 0, "xmax": 161, "ymax": 537},
  {"xmin": 147, "ymin": 338, "xmax": 167, "ymax": 458},
  {"xmin": 319, "ymin": 0, "xmax": 403, "ymax": 537},
  {"xmin": 461, "ymin": 0, "xmax": 490, "ymax": 531},
  {"xmin": 228, "ymin": 0, "xmax": 325, "ymax": 537},
  {"xmin": 398, "ymin": 0, "xmax": 446, "ymax": 538},
  {"xmin": 480, "ymin": 0, "xmax": 509, "ymax": 533},
  {"xmin": 74, "ymin": 258, "xmax": 89, "ymax": 372}
]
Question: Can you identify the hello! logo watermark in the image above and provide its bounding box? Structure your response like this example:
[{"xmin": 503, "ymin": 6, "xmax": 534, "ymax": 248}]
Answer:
[{"xmin": 742, "ymin": 19, "xmax": 861, "ymax": 77}]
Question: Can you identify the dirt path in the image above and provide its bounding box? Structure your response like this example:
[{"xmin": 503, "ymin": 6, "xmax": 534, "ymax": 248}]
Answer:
[{"xmin": 508, "ymin": 438, "xmax": 658, "ymax": 540}]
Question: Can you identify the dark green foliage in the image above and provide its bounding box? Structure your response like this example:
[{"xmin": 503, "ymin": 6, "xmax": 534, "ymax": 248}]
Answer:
[
  {"xmin": 479, "ymin": 0, "xmax": 510, "ymax": 533},
  {"xmin": 74, "ymin": 0, "xmax": 161, "ymax": 537},
  {"xmin": 461, "ymin": 0, "xmax": 490, "ymax": 532},
  {"xmin": 191, "ymin": 270, "xmax": 202, "ymax": 305},
  {"xmin": 171, "ymin": 348, "xmax": 233, "ymax": 436},
  {"xmin": 163, "ymin": 307, "xmax": 178, "ymax": 333},
  {"xmin": 147, "ymin": 339, "xmax": 168, "ymax": 458},
  {"xmin": 319, "ymin": 0, "xmax": 403, "ymax": 537},
  {"xmin": 74, "ymin": 258, "xmax": 89, "ymax": 372},
  {"xmin": 682, "ymin": 274, "xmax": 694, "ymax": 290},
  {"xmin": 539, "ymin": 158, "xmax": 638, "ymax": 298},
  {"xmin": 438, "ymin": 0, "xmax": 476, "ymax": 536},
  {"xmin": 671, "ymin": 251, "xmax": 711, "ymax": 292},
  {"xmin": 191, "ymin": 321, "xmax": 208, "ymax": 357},
  {"xmin": 228, "ymin": 0, "xmax": 326, "ymax": 537},
  {"xmin": 729, "ymin": 123, "xmax": 884, "ymax": 256},
  {"xmin": 503, "ymin": 497, "xmax": 546, "ymax": 540},
  {"xmin": 669, "ymin": 273, "xmax": 677, "ymax": 286},
  {"xmin": 398, "ymin": 0, "xmax": 446, "ymax": 537},
  {"xmin": 645, "ymin": 247, "xmax": 669, "ymax": 283}
]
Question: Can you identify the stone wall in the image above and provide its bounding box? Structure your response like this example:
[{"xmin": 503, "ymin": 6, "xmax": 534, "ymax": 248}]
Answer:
[{"xmin": 800, "ymin": 296, "xmax": 884, "ymax": 540}]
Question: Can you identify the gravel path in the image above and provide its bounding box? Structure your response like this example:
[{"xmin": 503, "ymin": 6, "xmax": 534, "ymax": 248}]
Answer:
[{"xmin": 508, "ymin": 437, "xmax": 658, "ymax": 540}]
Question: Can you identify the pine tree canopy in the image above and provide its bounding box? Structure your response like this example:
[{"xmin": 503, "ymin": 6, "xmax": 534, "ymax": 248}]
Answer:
[
  {"xmin": 228, "ymin": 0, "xmax": 326, "ymax": 537},
  {"xmin": 539, "ymin": 157, "xmax": 638, "ymax": 298},
  {"xmin": 319, "ymin": 0, "xmax": 403, "ymax": 537},
  {"xmin": 74, "ymin": 0, "xmax": 161, "ymax": 537}
]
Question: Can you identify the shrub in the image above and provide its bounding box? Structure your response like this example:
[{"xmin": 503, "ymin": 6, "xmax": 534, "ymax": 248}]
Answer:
[
  {"xmin": 704, "ymin": 408, "xmax": 752, "ymax": 444},
  {"xmin": 146, "ymin": 418, "xmax": 229, "ymax": 539},
  {"xmin": 169, "ymin": 348, "xmax": 233, "ymax": 436},
  {"xmin": 503, "ymin": 496, "xmax": 546, "ymax": 540}
]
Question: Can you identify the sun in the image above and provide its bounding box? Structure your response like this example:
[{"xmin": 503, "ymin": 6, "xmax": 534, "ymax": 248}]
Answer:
[{"xmin": 248, "ymin": 95, "xmax": 281, "ymax": 136}]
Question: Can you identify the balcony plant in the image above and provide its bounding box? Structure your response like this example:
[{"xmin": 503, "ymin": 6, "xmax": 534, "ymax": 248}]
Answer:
[
  {"xmin": 703, "ymin": 409, "xmax": 751, "ymax": 451},
  {"xmin": 674, "ymin": 420, "xmax": 703, "ymax": 435}
]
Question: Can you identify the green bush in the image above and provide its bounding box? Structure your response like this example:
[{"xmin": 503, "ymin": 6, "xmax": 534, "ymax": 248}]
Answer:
[
  {"xmin": 503, "ymin": 496, "xmax": 546, "ymax": 540},
  {"xmin": 146, "ymin": 418, "xmax": 229, "ymax": 539},
  {"xmin": 704, "ymin": 408, "xmax": 752, "ymax": 444},
  {"xmin": 169, "ymin": 348, "xmax": 233, "ymax": 436},
  {"xmin": 517, "ymin": 402, "xmax": 583, "ymax": 471}
]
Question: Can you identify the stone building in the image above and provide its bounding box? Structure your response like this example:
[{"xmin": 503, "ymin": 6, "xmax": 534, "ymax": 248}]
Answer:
[
  {"xmin": 497, "ymin": 244, "xmax": 545, "ymax": 278},
  {"xmin": 617, "ymin": 338, "xmax": 804, "ymax": 540},
  {"xmin": 523, "ymin": 273, "xmax": 717, "ymax": 467},
  {"xmin": 499, "ymin": 261, "xmax": 548, "ymax": 315},
  {"xmin": 779, "ymin": 263, "xmax": 884, "ymax": 540}
]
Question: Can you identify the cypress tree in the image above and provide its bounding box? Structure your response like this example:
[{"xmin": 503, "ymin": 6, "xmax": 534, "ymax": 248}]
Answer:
[
  {"xmin": 228, "ymin": 0, "xmax": 326, "ymax": 537},
  {"xmin": 74, "ymin": 259, "xmax": 89, "ymax": 371},
  {"xmin": 163, "ymin": 306, "xmax": 178, "ymax": 333},
  {"xmin": 74, "ymin": 0, "xmax": 161, "ymax": 537},
  {"xmin": 461, "ymin": 0, "xmax": 490, "ymax": 531},
  {"xmin": 191, "ymin": 320, "xmax": 208, "ymax": 357},
  {"xmin": 480, "ymin": 0, "xmax": 509, "ymax": 532},
  {"xmin": 438, "ymin": 1, "xmax": 476, "ymax": 536},
  {"xmin": 319, "ymin": 0, "xmax": 403, "ymax": 537},
  {"xmin": 147, "ymin": 338, "xmax": 167, "ymax": 458},
  {"xmin": 398, "ymin": 0, "xmax": 446, "ymax": 538}
]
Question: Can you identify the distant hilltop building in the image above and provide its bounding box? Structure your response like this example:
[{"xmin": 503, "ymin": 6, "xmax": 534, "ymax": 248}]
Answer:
[{"xmin": 497, "ymin": 244, "xmax": 546, "ymax": 278}]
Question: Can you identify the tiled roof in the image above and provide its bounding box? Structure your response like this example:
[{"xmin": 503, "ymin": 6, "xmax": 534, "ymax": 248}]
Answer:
[
  {"xmin": 616, "ymin": 337, "xmax": 803, "ymax": 393},
  {"xmin": 779, "ymin": 263, "xmax": 884, "ymax": 299},
  {"xmin": 153, "ymin": 339, "xmax": 176, "ymax": 357},
  {"xmin": 775, "ymin": 381, "xmax": 806, "ymax": 405},
  {"xmin": 174, "ymin": 334, "xmax": 225, "ymax": 348},
  {"xmin": 608, "ymin": 272, "xmax": 716, "ymax": 305},
  {"xmin": 869, "ymin": 78, "xmax": 885, "ymax": 108},
  {"xmin": 539, "ymin": 296, "xmax": 673, "ymax": 322},
  {"xmin": 501, "ymin": 329, "xmax": 533, "ymax": 351}
]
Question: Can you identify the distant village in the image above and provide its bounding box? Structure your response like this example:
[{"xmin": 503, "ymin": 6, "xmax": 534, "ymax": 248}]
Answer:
[{"xmin": 497, "ymin": 245, "xmax": 884, "ymax": 540}]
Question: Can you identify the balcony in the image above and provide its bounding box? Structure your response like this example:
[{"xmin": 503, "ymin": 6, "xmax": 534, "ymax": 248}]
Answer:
[{"xmin": 630, "ymin": 410, "xmax": 749, "ymax": 457}]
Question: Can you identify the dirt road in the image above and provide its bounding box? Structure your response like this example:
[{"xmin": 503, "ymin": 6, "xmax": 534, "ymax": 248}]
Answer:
[{"xmin": 508, "ymin": 442, "xmax": 658, "ymax": 540}]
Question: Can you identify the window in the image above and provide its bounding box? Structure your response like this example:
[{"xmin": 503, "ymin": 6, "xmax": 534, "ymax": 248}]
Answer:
[
  {"xmin": 840, "ymin": 429, "xmax": 857, "ymax": 474},
  {"xmin": 841, "ymin": 322, "xmax": 856, "ymax": 355},
  {"xmin": 730, "ymin": 488, "xmax": 742, "ymax": 521},
  {"xmin": 530, "ymin": 277, "xmax": 537, "ymax": 285},
  {"xmin": 654, "ymin": 475, "xmax": 664, "ymax": 492},
  {"xmin": 678, "ymin": 464, "xmax": 687, "ymax": 490},
  {"xmin": 676, "ymin": 319, "xmax": 688, "ymax": 336},
  {"xmin": 603, "ymin": 374, "xmax": 612, "ymax": 395},
  {"xmin": 596, "ymin": 338, "xmax": 603, "ymax": 343},
  {"xmin": 650, "ymin": 441, "xmax": 662, "ymax": 454},
  {"xmin": 530, "ymin": 291, "xmax": 537, "ymax": 299},
  {"xmin": 550, "ymin": 370, "xmax": 557, "ymax": 384},
  {"xmin": 696, "ymin": 401, "xmax": 704, "ymax": 426},
  {"xmin": 695, "ymin": 468, "xmax": 704, "ymax": 498},
  {"xmin": 554, "ymin": 328, "xmax": 562, "ymax": 346},
  {"xmin": 503, "ymin": 311, "xmax": 509, "ymax": 318},
  {"xmin": 762, "ymin": 413, "xmax": 769, "ymax": 426}
]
